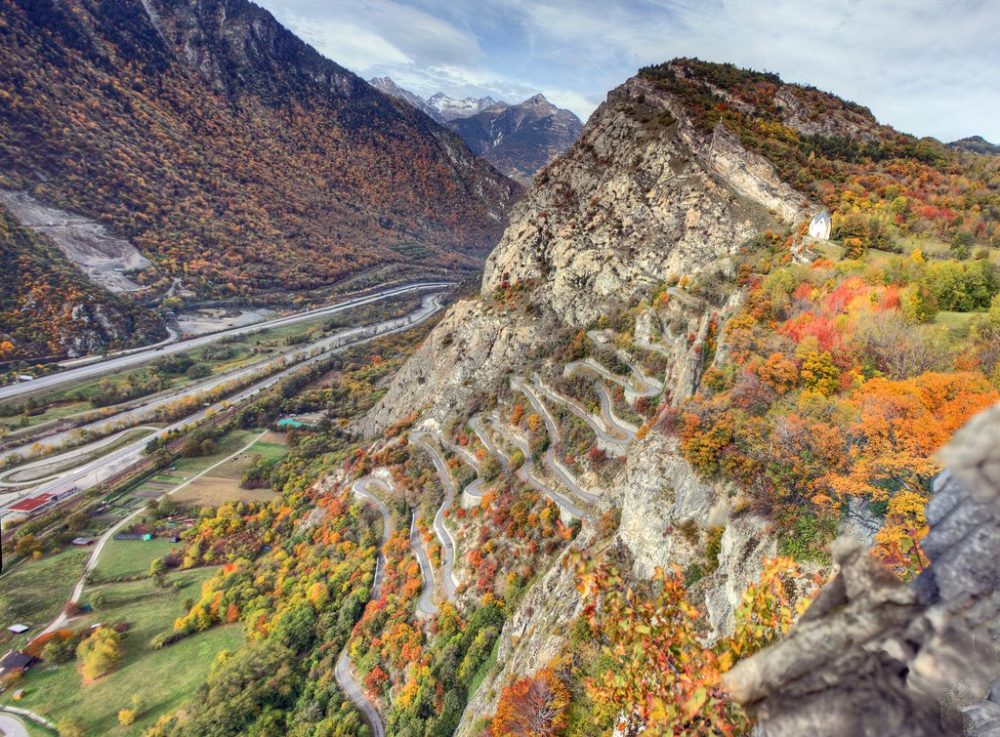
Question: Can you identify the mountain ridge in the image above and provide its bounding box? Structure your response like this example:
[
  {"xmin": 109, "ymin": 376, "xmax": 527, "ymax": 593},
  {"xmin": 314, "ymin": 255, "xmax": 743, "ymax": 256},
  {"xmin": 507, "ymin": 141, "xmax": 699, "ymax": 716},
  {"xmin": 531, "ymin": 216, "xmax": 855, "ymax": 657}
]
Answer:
[
  {"xmin": 0, "ymin": 0, "xmax": 520, "ymax": 360},
  {"xmin": 949, "ymin": 134, "xmax": 1000, "ymax": 155},
  {"xmin": 369, "ymin": 77, "xmax": 584, "ymax": 182},
  {"xmin": 354, "ymin": 58, "xmax": 999, "ymax": 737}
]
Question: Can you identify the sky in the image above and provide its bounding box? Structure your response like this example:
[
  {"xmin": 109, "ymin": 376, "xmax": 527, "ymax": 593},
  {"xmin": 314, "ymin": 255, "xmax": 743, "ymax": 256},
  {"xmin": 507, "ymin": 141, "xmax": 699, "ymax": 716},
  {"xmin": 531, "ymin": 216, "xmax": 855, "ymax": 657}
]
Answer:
[{"xmin": 254, "ymin": 0, "xmax": 1000, "ymax": 143}]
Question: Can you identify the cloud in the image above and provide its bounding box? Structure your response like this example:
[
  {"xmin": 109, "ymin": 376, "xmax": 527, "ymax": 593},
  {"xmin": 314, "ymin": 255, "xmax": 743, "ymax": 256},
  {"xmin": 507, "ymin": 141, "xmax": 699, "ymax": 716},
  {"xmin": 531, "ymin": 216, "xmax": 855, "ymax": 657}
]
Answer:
[
  {"xmin": 288, "ymin": 17, "xmax": 412, "ymax": 69},
  {"xmin": 255, "ymin": 0, "xmax": 1000, "ymax": 141}
]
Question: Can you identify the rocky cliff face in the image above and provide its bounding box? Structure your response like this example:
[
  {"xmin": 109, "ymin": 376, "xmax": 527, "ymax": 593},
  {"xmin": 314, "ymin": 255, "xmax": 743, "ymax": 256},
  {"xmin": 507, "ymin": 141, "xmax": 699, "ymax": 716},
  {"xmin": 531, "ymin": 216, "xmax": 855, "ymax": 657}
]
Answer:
[
  {"xmin": 358, "ymin": 62, "xmax": 820, "ymax": 736},
  {"xmin": 480, "ymin": 76, "xmax": 802, "ymax": 326},
  {"xmin": 363, "ymin": 70, "xmax": 795, "ymax": 435},
  {"xmin": 358, "ymin": 58, "xmax": 995, "ymax": 737}
]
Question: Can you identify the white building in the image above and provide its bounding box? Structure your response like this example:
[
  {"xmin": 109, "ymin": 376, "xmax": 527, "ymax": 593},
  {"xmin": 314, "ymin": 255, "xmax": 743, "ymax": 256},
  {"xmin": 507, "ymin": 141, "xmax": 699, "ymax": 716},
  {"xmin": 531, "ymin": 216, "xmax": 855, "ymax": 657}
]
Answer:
[{"xmin": 808, "ymin": 210, "xmax": 832, "ymax": 240}]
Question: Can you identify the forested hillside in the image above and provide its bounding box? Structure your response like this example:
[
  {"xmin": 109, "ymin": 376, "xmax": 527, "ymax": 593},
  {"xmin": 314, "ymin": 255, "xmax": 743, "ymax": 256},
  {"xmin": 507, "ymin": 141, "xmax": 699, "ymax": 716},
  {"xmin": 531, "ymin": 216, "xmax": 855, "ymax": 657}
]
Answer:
[
  {"xmin": 0, "ymin": 0, "xmax": 519, "ymax": 303},
  {"xmin": 0, "ymin": 205, "xmax": 165, "ymax": 360}
]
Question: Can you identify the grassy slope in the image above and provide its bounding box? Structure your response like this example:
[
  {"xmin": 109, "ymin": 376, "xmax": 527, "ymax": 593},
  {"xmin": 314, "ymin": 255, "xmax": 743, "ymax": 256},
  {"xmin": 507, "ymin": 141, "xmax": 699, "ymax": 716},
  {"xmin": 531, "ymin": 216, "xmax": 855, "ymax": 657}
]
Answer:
[
  {"xmin": 0, "ymin": 548, "xmax": 90, "ymax": 649},
  {"xmin": 5, "ymin": 569, "xmax": 243, "ymax": 736},
  {"xmin": 93, "ymin": 539, "xmax": 181, "ymax": 581}
]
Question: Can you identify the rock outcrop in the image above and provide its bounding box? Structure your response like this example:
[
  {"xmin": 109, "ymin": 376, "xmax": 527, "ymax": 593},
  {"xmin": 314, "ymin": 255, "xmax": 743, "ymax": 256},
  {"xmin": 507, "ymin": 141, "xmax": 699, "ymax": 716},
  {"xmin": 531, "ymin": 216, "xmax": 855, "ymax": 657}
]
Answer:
[
  {"xmin": 725, "ymin": 405, "xmax": 1000, "ymax": 737},
  {"xmin": 363, "ymin": 70, "xmax": 793, "ymax": 436}
]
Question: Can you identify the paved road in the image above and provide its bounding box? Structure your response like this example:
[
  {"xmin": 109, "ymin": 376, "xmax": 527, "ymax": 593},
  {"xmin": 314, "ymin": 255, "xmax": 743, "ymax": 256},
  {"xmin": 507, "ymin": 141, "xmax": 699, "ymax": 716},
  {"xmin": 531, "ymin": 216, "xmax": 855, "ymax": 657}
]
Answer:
[
  {"xmin": 554, "ymin": 367, "xmax": 639, "ymax": 442},
  {"xmin": 494, "ymin": 387, "xmax": 594, "ymax": 520},
  {"xmin": 0, "ymin": 281, "xmax": 450, "ymax": 403},
  {"xmin": 0, "ymin": 713, "xmax": 28, "ymax": 737},
  {"xmin": 411, "ymin": 435, "xmax": 458, "ymax": 600},
  {"xmin": 58, "ymin": 326, "xmax": 180, "ymax": 369},
  {"xmin": 592, "ymin": 383, "xmax": 640, "ymax": 437},
  {"xmin": 436, "ymin": 431, "xmax": 481, "ymax": 471},
  {"xmin": 582, "ymin": 331, "xmax": 665, "ymax": 403},
  {"xmin": 1, "ymin": 294, "xmax": 445, "ymax": 515},
  {"xmin": 410, "ymin": 513, "xmax": 438, "ymax": 617},
  {"xmin": 41, "ymin": 431, "xmax": 267, "ymax": 635},
  {"xmin": 469, "ymin": 415, "xmax": 508, "ymax": 473},
  {"xmin": 434, "ymin": 431, "xmax": 487, "ymax": 504},
  {"xmin": 335, "ymin": 476, "xmax": 393, "ymax": 737},
  {"xmin": 503, "ymin": 429, "xmax": 593, "ymax": 522},
  {"xmin": 566, "ymin": 357, "xmax": 660, "ymax": 404},
  {"xmin": 534, "ymin": 374, "xmax": 633, "ymax": 448},
  {"xmin": 512, "ymin": 378, "xmax": 602, "ymax": 505}
]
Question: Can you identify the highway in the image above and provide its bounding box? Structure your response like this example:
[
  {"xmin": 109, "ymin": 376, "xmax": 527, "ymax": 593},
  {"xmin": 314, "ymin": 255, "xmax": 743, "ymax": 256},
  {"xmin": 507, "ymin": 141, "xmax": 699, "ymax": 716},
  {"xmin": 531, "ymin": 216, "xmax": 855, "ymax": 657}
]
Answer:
[
  {"xmin": 0, "ymin": 293, "xmax": 446, "ymax": 515},
  {"xmin": 0, "ymin": 281, "xmax": 450, "ymax": 403}
]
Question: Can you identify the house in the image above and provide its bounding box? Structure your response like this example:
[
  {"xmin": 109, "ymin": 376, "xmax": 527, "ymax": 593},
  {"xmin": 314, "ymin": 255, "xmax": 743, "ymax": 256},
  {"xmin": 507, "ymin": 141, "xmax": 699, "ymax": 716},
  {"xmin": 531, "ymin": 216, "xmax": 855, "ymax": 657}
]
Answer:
[
  {"xmin": 6, "ymin": 624, "xmax": 29, "ymax": 635},
  {"xmin": 808, "ymin": 210, "xmax": 832, "ymax": 240},
  {"xmin": 0, "ymin": 650, "xmax": 37, "ymax": 678},
  {"xmin": 71, "ymin": 537, "xmax": 94, "ymax": 546}
]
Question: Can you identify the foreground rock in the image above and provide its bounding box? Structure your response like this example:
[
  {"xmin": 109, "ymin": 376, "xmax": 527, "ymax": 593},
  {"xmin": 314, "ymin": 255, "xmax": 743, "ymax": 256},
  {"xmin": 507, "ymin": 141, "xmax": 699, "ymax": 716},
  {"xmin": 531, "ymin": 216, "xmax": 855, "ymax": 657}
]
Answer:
[{"xmin": 725, "ymin": 405, "xmax": 1000, "ymax": 737}]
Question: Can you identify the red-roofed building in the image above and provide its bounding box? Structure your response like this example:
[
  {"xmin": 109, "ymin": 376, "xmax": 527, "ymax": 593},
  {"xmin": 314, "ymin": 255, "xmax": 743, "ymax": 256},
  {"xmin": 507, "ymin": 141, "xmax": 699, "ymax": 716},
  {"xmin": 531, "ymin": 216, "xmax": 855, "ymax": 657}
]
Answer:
[{"xmin": 5, "ymin": 492, "xmax": 59, "ymax": 522}]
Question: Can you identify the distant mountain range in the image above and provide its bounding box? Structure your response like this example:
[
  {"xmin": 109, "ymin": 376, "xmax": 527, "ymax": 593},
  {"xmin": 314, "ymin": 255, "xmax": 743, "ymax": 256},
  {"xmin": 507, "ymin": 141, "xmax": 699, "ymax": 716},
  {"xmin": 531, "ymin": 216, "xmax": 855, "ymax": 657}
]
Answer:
[
  {"xmin": 948, "ymin": 135, "xmax": 1000, "ymax": 155},
  {"xmin": 370, "ymin": 78, "xmax": 584, "ymax": 183}
]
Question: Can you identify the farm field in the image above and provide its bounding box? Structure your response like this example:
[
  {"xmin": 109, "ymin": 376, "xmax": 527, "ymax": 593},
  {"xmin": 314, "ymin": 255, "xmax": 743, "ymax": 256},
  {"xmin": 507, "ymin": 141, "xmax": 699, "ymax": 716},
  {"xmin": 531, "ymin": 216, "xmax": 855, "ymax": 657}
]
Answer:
[
  {"xmin": 170, "ymin": 432, "xmax": 287, "ymax": 507},
  {"xmin": 93, "ymin": 538, "xmax": 182, "ymax": 581}
]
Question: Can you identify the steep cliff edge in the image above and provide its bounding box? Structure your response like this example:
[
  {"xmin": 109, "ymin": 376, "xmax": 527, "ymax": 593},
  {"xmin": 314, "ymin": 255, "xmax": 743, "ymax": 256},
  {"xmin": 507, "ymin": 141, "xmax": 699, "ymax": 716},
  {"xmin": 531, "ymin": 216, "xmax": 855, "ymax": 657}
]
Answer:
[{"xmin": 726, "ymin": 405, "xmax": 1000, "ymax": 737}]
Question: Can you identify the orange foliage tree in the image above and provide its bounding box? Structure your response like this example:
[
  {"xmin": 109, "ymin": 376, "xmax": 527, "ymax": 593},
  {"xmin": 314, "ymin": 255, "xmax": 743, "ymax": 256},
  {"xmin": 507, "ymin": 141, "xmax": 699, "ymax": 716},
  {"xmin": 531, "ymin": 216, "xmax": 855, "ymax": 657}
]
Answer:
[{"xmin": 491, "ymin": 667, "xmax": 570, "ymax": 737}]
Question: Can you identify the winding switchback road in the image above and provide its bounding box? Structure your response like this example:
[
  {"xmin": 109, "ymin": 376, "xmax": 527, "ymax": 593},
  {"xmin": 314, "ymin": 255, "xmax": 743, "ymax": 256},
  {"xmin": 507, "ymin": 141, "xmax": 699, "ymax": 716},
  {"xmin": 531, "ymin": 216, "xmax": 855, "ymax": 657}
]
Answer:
[
  {"xmin": 410, "ymin": 513, "xmax": 439, "ymax": 617},
  {"xmin": 469, "ymin": 415, "xmax": 508, "ymax": 473},
  {"xmin": 493, "ymin": 389, "xmax": 594, "ymax": 522},
  {"xmin": 411, "ymin": 434, "xmax": 458, "ymax": 601},
  {"xmin": 502, "ymin": 429, "xmax": 593, "ymax": 522},
  {"xmin": 434, "ymin": 429, "xmax": 492, "ymax": 505},
  {"xmin": 336, "ymin": 475, "xmax": 394, "ymax": 737},
  {"xmin": 0, "ymin": 281, "xmax": 450, "ymax": 403},
  {"xmin": 565, "ymin": 357, "xmax": 661, "ymax": 404},
  {"xmin": 533, "ymin": 375, "xmax": 633, "ymax": 449},
  {"xmin": 512, "ymin": 378, "xmax": 602, "ymax": 506}
]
